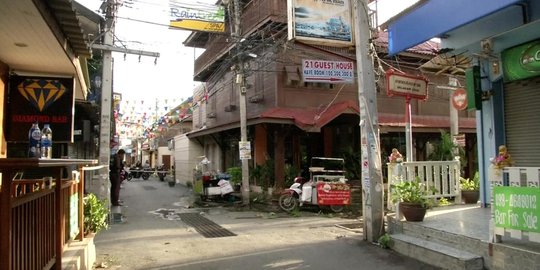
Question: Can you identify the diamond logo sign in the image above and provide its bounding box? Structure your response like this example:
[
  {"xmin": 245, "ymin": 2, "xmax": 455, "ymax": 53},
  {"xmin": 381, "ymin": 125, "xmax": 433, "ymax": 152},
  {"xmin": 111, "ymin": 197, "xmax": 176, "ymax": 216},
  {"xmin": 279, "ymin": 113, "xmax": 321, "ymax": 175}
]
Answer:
[{"xmin": 17, "ymin": 79, "xmax": 66, "ymax": 112}]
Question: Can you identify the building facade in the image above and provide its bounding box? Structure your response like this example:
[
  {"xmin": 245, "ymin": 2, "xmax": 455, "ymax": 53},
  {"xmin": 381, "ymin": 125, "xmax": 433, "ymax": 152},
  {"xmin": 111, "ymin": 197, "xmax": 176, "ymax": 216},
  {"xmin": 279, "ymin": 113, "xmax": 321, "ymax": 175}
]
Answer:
[{"xmin": 183, "ymin": 0, "xmax": 476, "ymax": 188}]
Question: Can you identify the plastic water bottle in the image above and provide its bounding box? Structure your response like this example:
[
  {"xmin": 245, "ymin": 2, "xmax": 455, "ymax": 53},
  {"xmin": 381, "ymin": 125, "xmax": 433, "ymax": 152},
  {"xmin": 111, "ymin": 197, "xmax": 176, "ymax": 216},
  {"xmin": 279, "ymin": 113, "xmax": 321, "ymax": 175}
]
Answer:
[
  {"xmin": 28, "ymin": 123, "xmax": 41, "ymax": 158},
  {"xmin": 40, "ymin": 124, "xmax": 53, "ymax": 159}
]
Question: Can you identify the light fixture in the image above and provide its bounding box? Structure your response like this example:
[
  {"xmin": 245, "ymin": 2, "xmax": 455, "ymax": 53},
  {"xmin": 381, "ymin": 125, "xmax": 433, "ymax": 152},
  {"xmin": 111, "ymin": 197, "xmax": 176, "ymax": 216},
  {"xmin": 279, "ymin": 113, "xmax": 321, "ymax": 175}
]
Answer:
[
  {"xmin": 248, "ymin": 53, "xmax": 257, "ymax": 58},
  {"xmin": 94, "ymin": 76, "xmax": 102, "ymax": 88}
]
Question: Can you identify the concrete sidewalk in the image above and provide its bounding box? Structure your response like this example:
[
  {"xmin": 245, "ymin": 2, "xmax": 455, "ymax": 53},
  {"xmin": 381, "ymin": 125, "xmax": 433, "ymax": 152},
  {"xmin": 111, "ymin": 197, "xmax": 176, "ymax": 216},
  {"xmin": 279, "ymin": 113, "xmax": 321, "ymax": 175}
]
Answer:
[{"xmin": 93, "ymin": 177, "xmax": 439, "ymax": 269}]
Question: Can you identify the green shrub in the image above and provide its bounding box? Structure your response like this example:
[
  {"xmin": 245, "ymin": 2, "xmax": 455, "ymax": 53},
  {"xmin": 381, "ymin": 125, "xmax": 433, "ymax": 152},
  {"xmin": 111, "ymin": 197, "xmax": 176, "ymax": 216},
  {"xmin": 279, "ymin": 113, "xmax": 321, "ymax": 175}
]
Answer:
[
  {"xmin": 227, "ymin": 167, "xmax": 242, "ymax": 185},
  {"xmin": 83, "ymin": 193, "xmax": 109, "ymax": 234},
  {"xmin": 460, "ymin": 171, "xmax": 480, "ymax": 191}
]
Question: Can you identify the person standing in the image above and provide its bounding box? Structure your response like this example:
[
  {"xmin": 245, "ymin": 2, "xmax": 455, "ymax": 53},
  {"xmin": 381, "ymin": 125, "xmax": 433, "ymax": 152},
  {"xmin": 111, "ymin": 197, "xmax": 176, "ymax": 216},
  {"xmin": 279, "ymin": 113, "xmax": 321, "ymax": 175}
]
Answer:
[{"xmin": 110, "ymin": 149, "xmax": 125, "ymax": 206}]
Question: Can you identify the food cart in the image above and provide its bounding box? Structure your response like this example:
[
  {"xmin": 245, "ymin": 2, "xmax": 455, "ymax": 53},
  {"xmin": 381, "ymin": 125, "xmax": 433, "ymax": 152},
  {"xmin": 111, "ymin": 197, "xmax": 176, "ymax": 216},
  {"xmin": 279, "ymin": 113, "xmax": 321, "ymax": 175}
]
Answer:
[{"xmin": 279, "ymin": 157, "xmax": 351, "ymax": 212}]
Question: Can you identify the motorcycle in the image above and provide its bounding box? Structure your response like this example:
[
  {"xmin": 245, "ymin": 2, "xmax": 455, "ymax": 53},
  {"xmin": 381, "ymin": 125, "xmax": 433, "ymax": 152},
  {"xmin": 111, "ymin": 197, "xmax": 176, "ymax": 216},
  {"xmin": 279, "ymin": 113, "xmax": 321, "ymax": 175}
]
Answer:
[
  {"xmin": 141, "ymin": 167, "xmax": 151, "ymax": 180},
  {"xmin": 279, "ymin": 157, "xmax": 351, "ymax": 213},
  {"xmin": 156, "ymin": 164, "xmax": 167, "ymax": 181},
  {"xmin": 127, "ymin": 165, "xmax": 143, "ymax": 180}
]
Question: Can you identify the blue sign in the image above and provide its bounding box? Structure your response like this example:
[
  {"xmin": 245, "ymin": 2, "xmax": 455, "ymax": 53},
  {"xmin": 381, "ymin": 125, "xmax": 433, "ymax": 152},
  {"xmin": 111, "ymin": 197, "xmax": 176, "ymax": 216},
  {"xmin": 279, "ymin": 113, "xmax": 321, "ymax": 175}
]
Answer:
[{"xmin": 387, "ymin": 0, "xmax": 522, "ymax": 55}]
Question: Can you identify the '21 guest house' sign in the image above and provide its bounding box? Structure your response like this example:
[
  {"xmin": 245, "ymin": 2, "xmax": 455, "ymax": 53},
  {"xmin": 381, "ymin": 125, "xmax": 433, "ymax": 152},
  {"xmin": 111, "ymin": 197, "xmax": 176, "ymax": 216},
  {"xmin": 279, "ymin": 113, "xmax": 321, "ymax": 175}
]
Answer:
[
  {"xmin": 494, "ymin": 186, "xmax": 540, "ymax": 233},
  {"xmin": 7, "ymin": 75, "xmax": 74, "ymax": 143}
]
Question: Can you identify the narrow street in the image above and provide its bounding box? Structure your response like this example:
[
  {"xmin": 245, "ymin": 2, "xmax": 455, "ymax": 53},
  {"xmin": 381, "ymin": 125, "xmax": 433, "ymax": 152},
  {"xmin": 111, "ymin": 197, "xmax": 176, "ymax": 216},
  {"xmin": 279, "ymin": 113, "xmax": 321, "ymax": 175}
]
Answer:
[{"xmin": 93, "ymin": 176, "xmax": 439, "ymax": 270}]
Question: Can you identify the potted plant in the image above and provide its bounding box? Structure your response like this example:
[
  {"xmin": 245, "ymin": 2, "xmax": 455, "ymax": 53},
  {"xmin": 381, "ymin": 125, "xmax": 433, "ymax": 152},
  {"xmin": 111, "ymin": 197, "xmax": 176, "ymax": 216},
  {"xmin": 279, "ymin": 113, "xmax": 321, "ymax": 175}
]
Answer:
[
  {"xmin": 460, "ymin": 171, "xmax": 480, "ymax": 204},
  {"xmin": 390, "ymin": 178, "xmax": 430, "ymax": 222},
  {"xmin": 167, "ymin": 168, "xmax": 176, "ymax": 187},
  {"xmin": 83, "ymin": 193, "xmax": 109, "ymax": 235},
  {"xmin": 227, "ymin": 166, "xmax": 242, "ymax": 191}
]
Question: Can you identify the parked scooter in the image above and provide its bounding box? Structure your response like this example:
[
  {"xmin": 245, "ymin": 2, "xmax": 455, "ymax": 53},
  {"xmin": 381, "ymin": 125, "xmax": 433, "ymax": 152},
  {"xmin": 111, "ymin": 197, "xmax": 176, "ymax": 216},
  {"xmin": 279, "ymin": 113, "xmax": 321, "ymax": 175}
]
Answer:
[
  {"xmin": 141, "ymin": 167, "xmax": 151, "ymax": 180},
  {"xmin": 127, "ymin": 164, "xmax": 143, "ymax": 180}
]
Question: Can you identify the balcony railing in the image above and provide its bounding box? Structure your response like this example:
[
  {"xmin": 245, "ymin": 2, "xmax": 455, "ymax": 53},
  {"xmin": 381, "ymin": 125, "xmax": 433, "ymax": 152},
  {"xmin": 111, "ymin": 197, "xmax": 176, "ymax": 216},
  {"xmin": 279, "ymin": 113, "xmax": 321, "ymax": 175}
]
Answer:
[
  {"xmin": 387, "ymin": 160, "xmax": 462, "ymax": 211},
  {"xmin": 0, "ymin": 158, "xmax": 98, "ymax": 270},
  {"xmin": 194, "ymin": 0, "xmax": 287, "ymax": 80}
]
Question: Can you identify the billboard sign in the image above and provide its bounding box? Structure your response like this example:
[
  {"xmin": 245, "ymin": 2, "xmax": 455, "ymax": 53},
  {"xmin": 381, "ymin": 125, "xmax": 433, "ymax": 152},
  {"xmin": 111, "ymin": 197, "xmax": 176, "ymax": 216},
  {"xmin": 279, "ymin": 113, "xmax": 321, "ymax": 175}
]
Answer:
[
  {"xmin": 386, "ymin": 69, "xmax": 428, "ymax": 100},
  {"xmin": 502, "ymin": 39, "xmax": 540, "ymax": 82},
  {"xmin": 7, "ymin": 75, "xmax": 75, "ymax": 142},
  {"xmin": 288, "ymin": 0, "xmax": 353, "ymax": 46},
  {"xmin": 169, "ymin": 1, "xmax": 225, "ymax": 33},
  {"xmin": 302, "ymin": 59, "xmax": 354, "ymax": 83}
]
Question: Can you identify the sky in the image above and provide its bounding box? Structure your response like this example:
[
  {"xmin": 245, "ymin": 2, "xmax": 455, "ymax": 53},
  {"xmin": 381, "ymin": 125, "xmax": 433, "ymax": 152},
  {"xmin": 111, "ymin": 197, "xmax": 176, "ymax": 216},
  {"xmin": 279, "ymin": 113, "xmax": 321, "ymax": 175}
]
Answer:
[{"xmin": 78, "ymin": 0, "xmax": 211, "ymax": 104}]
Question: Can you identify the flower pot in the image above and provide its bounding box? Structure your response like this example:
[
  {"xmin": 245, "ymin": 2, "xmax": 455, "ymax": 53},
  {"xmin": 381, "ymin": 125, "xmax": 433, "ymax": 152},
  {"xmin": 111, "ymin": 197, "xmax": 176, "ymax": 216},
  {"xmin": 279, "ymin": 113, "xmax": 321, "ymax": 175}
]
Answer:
[
  {"xmin": 399, "ymin": 202, "xmax": 427, "ymax": 222},
  {"xmin": 461, "ymin": 190, "xmax": 479, "ymax": 204}
]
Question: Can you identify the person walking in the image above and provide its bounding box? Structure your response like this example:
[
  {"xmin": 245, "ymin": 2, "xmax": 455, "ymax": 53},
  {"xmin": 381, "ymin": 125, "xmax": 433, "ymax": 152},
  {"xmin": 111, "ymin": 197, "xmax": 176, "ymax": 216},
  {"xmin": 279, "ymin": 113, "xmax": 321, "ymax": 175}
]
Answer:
[{"xmin": 110, "ymin": 149, "xmax": 125, "ymax": 206}]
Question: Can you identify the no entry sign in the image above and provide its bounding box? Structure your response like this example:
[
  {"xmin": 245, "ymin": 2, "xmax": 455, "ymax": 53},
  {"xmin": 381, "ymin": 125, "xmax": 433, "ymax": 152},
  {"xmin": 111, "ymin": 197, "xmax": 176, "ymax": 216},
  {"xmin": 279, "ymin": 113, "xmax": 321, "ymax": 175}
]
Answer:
[{"xmin": 452, "ymin": 88, "xmax": 468, "ymax": 110}]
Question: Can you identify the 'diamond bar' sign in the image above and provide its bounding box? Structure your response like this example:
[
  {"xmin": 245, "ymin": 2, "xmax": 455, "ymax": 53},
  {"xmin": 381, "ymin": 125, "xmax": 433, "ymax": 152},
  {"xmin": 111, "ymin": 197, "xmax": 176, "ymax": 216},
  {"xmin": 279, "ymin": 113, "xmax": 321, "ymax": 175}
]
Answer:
[{"xmin": 7, "ymin": 75, "xmax": 74, "ymax": 142}]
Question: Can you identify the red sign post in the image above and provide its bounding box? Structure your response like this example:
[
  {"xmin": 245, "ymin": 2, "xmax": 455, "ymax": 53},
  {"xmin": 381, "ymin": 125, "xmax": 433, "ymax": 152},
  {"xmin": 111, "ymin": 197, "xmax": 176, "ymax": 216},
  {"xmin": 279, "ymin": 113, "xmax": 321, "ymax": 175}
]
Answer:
[{"xmin": 386, "ymin": 69, "xmax": 429, "ymax": 161}]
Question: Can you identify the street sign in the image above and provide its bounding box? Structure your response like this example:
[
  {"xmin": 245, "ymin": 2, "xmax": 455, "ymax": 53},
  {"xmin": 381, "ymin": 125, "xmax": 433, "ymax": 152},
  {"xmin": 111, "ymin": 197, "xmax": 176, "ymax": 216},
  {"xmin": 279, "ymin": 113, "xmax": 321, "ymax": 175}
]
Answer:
[
  {"xmin": 452, "ymin": 88, "xmax": 468, "ymax": 110},
  {"xmin": 302, "ymin": 59, "xmax": 354, "ymax": 84},
  {"xmin": 386, "ymin": 69, "xmax": 428, "ymax": 100},
  {"xmin": 239, "ymin": 141, "xmax": 251, "ymax": 160}
]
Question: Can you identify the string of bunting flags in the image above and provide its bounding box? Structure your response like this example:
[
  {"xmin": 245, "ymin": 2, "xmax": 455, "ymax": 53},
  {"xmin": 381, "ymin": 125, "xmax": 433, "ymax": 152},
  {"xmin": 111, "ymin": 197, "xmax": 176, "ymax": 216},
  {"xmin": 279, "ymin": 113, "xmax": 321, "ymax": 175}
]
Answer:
[{"xmin": 113, "ymin": 85, "xmax": 208, "ymax": 140}]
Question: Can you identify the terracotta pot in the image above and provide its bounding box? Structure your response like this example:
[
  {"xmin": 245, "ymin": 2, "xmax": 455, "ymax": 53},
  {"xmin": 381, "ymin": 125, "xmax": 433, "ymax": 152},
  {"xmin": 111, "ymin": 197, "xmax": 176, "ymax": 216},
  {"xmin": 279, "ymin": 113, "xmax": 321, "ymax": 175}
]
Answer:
[
  {"xmin": 461, "ymin": 190, "xmax": 479, "ymax": 204},
  {"xmin": 399, "ymin": 202, "xmax": 427, "ymax": 222}
]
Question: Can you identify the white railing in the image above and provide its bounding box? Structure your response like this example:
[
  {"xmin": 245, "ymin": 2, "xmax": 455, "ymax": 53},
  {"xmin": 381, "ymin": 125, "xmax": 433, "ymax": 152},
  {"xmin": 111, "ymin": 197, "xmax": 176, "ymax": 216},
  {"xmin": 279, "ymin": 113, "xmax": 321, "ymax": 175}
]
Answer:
[
  {"xmin": 387, "ymin": 160, "xmax": 461, "ymax": 211},
  {"xmin": 490, "ymin": 166, "xmax": 540, "ymax": 243}
]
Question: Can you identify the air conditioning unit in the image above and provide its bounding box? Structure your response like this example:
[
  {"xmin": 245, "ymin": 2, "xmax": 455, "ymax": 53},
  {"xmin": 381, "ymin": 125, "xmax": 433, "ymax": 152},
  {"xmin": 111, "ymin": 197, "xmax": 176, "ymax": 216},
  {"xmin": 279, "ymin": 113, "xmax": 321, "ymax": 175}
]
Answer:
[
  {"xmin": 249, "ymin": 95, "xmax": 264, "ymax": 103},
  {"xmin": 207, "ymin": 112, "xmax": 216, "ymax": 118},
  {"xmin": 224, "ymin": 105, "xmax": 237, "ymax": 112}
]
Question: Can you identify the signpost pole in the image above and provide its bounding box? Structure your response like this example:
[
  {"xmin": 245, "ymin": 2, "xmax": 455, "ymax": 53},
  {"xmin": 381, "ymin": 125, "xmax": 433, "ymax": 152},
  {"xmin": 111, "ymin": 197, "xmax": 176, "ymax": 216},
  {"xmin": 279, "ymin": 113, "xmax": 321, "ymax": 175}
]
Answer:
[{"xmin": 405, "ymin": 96, "xmax": 413, "ymax": 161}]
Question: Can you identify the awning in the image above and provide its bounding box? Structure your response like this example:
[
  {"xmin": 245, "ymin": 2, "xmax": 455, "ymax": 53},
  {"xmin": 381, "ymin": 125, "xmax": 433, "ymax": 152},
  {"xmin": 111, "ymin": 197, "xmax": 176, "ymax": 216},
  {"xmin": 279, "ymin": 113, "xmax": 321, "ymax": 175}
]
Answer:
[
  {"xmin": 260, "ymin": 100, "xmax": 359, "ymax": 132},
  {"xmin": 378, "ymin": 113, "xmax": 476, "ymax": 131},
  {"xmin": 387, "ymin": 0, "xmax": 523, "ymax": 55}
]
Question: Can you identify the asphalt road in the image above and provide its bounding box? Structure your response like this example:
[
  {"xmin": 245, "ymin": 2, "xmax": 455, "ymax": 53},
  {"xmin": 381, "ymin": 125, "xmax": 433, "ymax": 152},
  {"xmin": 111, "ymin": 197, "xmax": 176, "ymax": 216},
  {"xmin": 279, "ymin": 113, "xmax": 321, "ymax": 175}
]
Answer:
[{"xmin": 93, "ymin": 176, "xmax": 439, "ymax": 270}]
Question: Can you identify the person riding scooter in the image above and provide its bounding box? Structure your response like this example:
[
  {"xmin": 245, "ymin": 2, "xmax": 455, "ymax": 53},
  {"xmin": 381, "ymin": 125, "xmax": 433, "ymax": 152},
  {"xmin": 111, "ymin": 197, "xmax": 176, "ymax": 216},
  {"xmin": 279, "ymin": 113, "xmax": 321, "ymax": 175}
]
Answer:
[{"xmin": 157, "ymin": 164, "xmax": 167, "ymax": 181}]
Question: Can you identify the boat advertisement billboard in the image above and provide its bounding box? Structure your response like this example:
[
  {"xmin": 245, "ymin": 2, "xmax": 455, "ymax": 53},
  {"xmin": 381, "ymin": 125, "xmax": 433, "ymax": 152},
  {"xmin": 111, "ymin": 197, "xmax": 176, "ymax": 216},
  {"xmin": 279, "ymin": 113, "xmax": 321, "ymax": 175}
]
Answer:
[{"xmin": 288, "ymin": 0, "xmax": 354, "ymax": 46}]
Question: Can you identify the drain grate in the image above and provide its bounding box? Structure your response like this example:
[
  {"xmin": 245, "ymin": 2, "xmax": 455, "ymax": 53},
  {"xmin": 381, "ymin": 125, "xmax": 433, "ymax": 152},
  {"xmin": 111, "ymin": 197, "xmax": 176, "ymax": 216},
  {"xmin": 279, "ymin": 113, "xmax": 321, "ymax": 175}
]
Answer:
[
  {"xmin": 142, "ymin": 185, "xmax": 157, "ymax": 190},
  {"xmin": 178, "ymin": 213, "xmax": 236, "ymax": 238}
]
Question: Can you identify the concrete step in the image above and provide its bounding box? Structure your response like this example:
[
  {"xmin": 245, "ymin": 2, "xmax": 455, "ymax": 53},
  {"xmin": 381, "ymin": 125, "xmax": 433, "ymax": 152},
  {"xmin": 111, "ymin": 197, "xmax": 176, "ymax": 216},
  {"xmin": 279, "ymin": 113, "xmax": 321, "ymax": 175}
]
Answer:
[
  {"xmin": 401, "ymin": 221, "xmax": 489, "ymax": 255},
  {"xmin": 390, "ymin": 234, "xmax": 484, "ymax": 270}
]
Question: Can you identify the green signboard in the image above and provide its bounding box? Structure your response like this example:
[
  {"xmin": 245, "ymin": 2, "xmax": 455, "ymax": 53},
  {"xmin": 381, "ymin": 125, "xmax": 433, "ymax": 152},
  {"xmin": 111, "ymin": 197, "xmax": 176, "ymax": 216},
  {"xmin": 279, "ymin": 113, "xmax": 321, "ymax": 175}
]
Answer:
[
  {"xmin": 502, "ymin": 39, "xmax": 540, "ymax": 82},
  {"xmin": 494, "ymin": 187, "xmax": 540, "ymax": 233}
]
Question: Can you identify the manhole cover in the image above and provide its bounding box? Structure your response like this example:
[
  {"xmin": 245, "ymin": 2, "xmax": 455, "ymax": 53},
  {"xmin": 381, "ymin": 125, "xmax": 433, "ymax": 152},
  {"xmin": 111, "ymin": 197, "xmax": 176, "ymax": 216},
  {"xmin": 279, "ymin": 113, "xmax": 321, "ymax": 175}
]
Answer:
[
  {"xmin": 142, "ymin": 185, "xmax": 157, "ymax": 190},
  {"xmin": 335, "ymin": 222, "xmax": 363, "ymax": 232},
  {"xmin": 178, "ymin": 213, "xmax": 236, "ymax": 238}
]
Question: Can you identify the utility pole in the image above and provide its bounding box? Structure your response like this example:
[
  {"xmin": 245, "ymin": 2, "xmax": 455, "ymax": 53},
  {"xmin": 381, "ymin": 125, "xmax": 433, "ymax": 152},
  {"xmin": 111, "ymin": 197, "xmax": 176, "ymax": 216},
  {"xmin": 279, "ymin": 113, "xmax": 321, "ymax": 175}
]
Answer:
[
  {"xmin": 354, "ymin": 0, "xmax": 384, "ymax": 242},
  {"xmin": 96, "ymin": 0, "xmax": 116, "ymax": 204},
  {"xmin": 231, "ymin": 0, "xmax": 250, "ymax": 205},
  {"xmin": 94, "ymin": 0, "xmax": 159, "ymax": 205}
]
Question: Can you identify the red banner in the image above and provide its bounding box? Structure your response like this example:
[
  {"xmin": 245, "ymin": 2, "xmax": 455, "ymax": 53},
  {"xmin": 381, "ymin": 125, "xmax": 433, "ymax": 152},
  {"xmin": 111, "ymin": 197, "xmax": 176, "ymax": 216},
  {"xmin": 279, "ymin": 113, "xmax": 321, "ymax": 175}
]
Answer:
[{"xmin": 316, "ymin": 182, "xmax": 351, "ymax": 205}]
